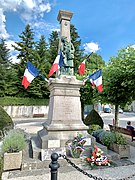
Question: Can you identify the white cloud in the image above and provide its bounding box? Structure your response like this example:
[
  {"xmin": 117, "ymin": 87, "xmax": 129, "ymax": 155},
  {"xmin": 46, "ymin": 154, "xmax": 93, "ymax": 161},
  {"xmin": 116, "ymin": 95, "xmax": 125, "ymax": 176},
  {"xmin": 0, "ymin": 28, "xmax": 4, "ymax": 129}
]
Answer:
[
  {"xmin": 0, "ymin": 0, "xmax": 53, "ymax": 63},
  {"xmin": 23, "ymin": 0, "xmax": 36, "ymax": 9},
  {"xmin": 0, "ymin": 0, "xmax": 52, "ymax": 39},
  {"xmin": 5, "ymin": 40, "xmax": 20, "ymax": 64},
  {"xmin": 0, "ymin": 8, "xmax": 9, "ymax": 39},
  {"xmin": 11, "ymin": 54, "xmax": 20, "ymax": 64},
  {"xmin": 83, "ymin": 42, "xmax": 100, "ymax": 53},
  {"xmin": 130, "ymin": 44, "xmax": 135, "ymax": 49},
  {"xmin": 6, "ymin": 40, "xmax": 16, "ymax": 51}
]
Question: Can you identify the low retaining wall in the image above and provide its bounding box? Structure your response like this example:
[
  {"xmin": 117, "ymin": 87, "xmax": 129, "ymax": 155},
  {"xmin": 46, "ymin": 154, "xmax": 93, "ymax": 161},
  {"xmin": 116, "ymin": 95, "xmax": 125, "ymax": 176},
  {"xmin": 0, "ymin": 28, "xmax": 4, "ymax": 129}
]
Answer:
[{"xmin": 3, "ymin": 106, "xmax": 49, "ymax": 118}]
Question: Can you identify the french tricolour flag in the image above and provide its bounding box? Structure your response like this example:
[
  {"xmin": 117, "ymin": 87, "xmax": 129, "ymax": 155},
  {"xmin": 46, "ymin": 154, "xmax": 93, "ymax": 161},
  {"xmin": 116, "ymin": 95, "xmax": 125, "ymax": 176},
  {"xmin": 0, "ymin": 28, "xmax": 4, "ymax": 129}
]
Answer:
[
  {"xmin": 78, "ymin": 60, "xmax": 86, "ymax": 75},
  {"xmin": 84, "ymin": 69, "xmax": 102, "ymax": 92},
  {"xmin": 48, "ymin": 51, "xmax": 64, "ymax": 77},
  {"xmin": 22, "ymin": 61, "xmax": 40, "ymax": 89},
  {"xmin": 78, "ymin": 52, "xmax": 93, "ymax": 75}
]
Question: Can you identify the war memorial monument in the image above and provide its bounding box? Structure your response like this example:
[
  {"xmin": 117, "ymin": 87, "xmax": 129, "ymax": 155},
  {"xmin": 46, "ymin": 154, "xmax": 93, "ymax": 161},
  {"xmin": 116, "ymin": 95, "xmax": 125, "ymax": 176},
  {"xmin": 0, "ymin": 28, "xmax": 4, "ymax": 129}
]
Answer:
[{"xmin": 32, "ymin": 10, "xmax": 93, "ymax": 161}]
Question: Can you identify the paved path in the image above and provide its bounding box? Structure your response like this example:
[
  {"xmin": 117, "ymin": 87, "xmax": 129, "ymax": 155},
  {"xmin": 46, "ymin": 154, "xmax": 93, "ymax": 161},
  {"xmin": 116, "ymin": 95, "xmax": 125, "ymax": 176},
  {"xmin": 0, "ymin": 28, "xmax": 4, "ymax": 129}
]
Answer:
[
  {"xmin": 2, "ymin": 160, "xmax": 135, "ymax": 180},
  {"xmin": 2, "ymin": 118, "xmax": 135, "ymax": 180}
]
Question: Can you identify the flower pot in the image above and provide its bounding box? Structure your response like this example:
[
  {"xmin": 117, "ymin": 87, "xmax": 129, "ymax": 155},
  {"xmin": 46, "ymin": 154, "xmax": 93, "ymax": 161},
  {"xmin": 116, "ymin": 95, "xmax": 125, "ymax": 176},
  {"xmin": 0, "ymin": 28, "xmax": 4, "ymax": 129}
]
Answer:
[
  {"xmin": 110, "ymin": 143, "xmax": 130, "ymax": 158},
  {"xmin": 3, "ymin": 151, "xmax": 22, "ymax": 171}
]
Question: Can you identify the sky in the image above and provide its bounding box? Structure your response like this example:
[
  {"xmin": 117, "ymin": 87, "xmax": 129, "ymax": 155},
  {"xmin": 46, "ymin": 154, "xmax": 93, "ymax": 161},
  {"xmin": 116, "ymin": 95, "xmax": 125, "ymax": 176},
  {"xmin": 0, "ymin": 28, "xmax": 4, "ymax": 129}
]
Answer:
[{"xmin": 1, "ymin": 0, "xmax": 135, "ymax": 64}]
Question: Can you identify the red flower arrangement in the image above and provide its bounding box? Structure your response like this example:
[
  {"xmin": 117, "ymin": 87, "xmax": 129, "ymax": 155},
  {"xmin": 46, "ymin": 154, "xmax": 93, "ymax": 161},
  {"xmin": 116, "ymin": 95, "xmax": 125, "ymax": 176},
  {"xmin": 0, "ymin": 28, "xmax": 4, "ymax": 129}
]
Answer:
[{"xmin": 86, "ymin": 145, "xmax": 112, "ymax": 166}]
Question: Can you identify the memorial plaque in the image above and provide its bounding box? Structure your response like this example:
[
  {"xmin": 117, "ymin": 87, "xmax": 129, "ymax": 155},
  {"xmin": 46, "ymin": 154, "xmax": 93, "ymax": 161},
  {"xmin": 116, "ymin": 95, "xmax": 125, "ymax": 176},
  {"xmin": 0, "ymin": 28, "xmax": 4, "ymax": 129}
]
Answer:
[
  {"xmin": 48, "ymin": 140, "xmax": 60, "ymax": 148},
  {"xmin": 41, "ymin": 147, "xmax": 66, "ymax": 161}
]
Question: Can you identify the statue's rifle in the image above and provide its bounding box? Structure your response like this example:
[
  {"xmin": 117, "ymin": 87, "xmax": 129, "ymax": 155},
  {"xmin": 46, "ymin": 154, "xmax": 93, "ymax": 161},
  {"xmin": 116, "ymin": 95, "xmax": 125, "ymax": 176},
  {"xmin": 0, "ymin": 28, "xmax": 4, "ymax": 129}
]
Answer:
[{"xmin": 39, "ymin": 74, "xmax": 49, "ymax": 83}]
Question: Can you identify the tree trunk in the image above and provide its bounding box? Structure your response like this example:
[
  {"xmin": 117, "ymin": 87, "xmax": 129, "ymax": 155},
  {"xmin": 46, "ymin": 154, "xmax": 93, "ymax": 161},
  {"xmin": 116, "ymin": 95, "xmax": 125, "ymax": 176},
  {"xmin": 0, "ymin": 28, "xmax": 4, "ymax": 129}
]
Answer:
[{"xmin": 114, "ymin": 104, "xmax": 119, "ymax": 126}]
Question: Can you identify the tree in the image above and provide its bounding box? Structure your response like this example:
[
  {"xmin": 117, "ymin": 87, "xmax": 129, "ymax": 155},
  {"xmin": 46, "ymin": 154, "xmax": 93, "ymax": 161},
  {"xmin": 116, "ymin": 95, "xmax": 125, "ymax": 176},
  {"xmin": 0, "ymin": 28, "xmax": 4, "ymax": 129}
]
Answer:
[
  {"xmin": 78, "ymin": 53, "xmax": 105, "ymax": 120},
  {"xmin": 101, "ymin": 46, "xmax": 135, "ymax": 126},
  {"xmin": 48, "ymin": 31, "xmax": 59, "ymax": 65},
  {"xmin": 0, "ymin": 38, "xmax": 11, "ymax": 97},
  {"xmin": 27, "ymin": 35, "xmax": 50, "ymax": 99},
  {"xmin": 70, "ymin": 24, "xmax": 83, "ymax": 73},
  {"xmin": 12, "ymin": 24, "xmax": 36, "ymax": 97}
]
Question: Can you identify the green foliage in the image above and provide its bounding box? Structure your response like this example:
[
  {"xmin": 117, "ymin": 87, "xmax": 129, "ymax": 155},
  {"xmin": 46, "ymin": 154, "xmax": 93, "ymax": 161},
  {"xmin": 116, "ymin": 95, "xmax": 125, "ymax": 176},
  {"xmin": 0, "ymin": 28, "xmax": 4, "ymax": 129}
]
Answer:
[
  {"xmin": 87, "ymin": 124, "xmax": 101, "ymax": 134},
  {"xmin": 2, "ymin": 129, "xmax": 27, "ymax": 153},
  {"xmin": 12, "ymin": 24, "xmax": 36, "ymax": 98},
  {"xmin": 0, "ymin": 106, "xmax": 13, "ymax": 130},
  {"xmin": 84, "ymin": 109, "xmax": 104, "ymax": 128},
  {"xmin": 78, "ymin": 53, "xmax": 105, "ymax": 118},
  {"xmin": 70, "ymin": 24, "xmax": 84, "ymax": 72},
  {"xmin": 101, "ymin": 46, "xmax": 135, "ymax": 125},
  {"xmin": 0, "ymin": 38, "xmax": 11, "ymax": 97},
  {"xmin": 0, "ymin": 155, "xmax": 3, "ymax": 179},
  {"xmin": 91, "ymin": 129, "xmax": 105, "ymax": 138},
  {"xmin": 99, "ymin": 131, "xmax": 116, "ymax": 147},
  {"xmin": 114, "ymin": 132, "xmax": 127, "ymax": 145},
  {"xmin": 48, "ymin": 31, "xmax": 59, "ymax": 65},
  {"xmin": 92, "ymin": 129, "xmax": 127, "ymax": 147},
  {"xmin": 0, "ymin": 97, "xmax": 49, "ymax": 106}
]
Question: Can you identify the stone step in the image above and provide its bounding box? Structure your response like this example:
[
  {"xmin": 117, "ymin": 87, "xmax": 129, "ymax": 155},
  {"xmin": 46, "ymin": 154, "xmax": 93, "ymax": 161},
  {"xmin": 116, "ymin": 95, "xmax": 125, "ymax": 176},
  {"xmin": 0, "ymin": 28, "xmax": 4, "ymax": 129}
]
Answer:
[
  {"xmin": 30, "ymin": 135, "xmax": 41, "ymax": 160},
  {"xmin": 22, "ymin": 140, "xmax": 120, "ymax": 171},
  {"xmin": 107, "ymin": 149, "xmax": 120, "ymax": 161}
]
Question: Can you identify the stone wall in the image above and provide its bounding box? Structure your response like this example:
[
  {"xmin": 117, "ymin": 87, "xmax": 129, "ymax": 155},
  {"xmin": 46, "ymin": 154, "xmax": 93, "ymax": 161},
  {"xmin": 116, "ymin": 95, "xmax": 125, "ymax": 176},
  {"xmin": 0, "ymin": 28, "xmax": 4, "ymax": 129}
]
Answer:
[{"xmin": 3, "ymin": 106, "xmax": 49, "ymax": 118}]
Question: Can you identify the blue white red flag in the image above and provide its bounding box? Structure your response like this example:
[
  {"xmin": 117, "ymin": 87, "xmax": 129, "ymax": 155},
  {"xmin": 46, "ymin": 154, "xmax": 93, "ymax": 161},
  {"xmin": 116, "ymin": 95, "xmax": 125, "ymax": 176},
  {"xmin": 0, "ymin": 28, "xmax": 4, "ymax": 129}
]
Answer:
[
  {"xmin": 78, "ymin": 52, "xmax": 93, "ymax": 75},
  {"xmin": 83, "ymin": 69, "xmax": 102, "ymax": 92},
  {"xmin": 78, "ymin": 137, "xmax": 86, "ymax": 144},
  {"xmin": 75, "ymin": 146, "xmax": 85, "ymax": 151},
  {"xmin": 48, "ymin": 51, "xmax": 64, "ymax": 77},
  {"xmin": 78, "ymin": 60, "xmax": 86, "ymax": 75},
  {"xmin": 22, "ymin": 61, "xmax": 40, "ymax": 89}
]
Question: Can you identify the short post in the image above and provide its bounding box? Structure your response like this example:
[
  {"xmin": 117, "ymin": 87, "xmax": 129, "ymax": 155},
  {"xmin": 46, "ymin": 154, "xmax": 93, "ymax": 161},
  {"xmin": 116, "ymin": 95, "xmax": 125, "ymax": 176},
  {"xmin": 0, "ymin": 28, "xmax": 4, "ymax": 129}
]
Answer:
[
  {"xmin": 113, "ymin": 118, "xmax": 115, "ymax": 126},
  {"xmin": 49, "ymin": 153, "xmax": 60, "ymax": 180}
]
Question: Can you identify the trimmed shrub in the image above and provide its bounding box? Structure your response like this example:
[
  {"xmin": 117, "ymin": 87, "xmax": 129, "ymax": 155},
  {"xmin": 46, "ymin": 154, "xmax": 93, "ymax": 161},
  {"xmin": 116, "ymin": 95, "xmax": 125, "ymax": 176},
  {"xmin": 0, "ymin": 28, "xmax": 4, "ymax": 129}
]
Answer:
[
  {"xmin": 87, "ymin": 124, "xmax": 101, "ymax": 134},
  {"xmin": 0, "ymin": 97, "xmax": 49, "ymax": 106},
  {"xmin": 0, "ymin": 106, "xmax": 13, "ymax": 130},
  {"xmin": 84, "ymin": 109, "xmax": 104, "ymax": 128}
]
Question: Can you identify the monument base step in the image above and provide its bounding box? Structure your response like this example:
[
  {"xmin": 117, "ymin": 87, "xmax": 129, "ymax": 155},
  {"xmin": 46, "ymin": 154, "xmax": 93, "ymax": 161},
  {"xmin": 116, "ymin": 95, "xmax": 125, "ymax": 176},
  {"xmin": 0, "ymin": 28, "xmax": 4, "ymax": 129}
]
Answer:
[{"xmin": 22, "ymin": 137, "xmax": 121, "ymax": 171}]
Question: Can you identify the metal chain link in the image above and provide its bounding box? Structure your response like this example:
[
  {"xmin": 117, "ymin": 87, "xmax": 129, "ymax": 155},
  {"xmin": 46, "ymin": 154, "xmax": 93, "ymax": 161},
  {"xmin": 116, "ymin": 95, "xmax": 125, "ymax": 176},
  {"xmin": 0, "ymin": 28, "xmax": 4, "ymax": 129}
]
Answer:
[
  {"xmin": 59, "ymin": 154, "xmax": 104, "ymax": 180},
  {"xmin": 59, "ymin": 154, "xmax": 135, "ymax": 180}
]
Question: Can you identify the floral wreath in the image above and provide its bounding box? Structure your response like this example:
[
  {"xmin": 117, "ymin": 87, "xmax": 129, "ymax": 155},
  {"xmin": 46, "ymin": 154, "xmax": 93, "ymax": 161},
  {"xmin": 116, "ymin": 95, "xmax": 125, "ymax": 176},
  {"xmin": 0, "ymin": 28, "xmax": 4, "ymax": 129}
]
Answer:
[{"xmin": 86, "ymin": 145, "xmax": 112, "ymax": 166}]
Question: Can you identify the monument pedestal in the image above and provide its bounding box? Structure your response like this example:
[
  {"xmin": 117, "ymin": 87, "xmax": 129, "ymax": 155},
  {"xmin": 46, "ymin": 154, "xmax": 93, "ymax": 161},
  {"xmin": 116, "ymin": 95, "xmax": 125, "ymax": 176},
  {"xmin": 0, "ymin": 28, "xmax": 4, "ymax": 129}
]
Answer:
[{"xmin": 37, "ymin": 76, "xmax": 94, "ymax": 160}]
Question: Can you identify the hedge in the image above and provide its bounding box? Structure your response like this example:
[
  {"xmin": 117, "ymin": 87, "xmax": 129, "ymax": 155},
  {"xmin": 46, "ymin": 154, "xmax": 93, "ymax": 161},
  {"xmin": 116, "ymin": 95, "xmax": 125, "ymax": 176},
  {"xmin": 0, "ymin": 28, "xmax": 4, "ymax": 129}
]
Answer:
[{"xmin": 0, "ymin": 97, "xmax": 49, "ymax": 106}]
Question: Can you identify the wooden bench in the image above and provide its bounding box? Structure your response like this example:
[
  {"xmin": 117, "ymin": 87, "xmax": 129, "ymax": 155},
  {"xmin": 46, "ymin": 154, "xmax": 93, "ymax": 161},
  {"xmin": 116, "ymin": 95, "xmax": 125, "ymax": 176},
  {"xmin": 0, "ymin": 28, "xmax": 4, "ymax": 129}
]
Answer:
[
  {"xmin": 33, "ymin": 113, "xmax": 44, "ymax": 118},
  {"xmin": 108, "ymin": 124, "xmax": 135, "ymax": 141}
]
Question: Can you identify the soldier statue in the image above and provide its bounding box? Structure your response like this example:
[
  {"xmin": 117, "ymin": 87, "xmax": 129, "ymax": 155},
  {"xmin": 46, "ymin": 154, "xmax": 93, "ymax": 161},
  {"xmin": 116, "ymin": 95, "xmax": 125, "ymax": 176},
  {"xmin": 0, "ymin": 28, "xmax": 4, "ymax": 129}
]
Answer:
[{"xmin": 60, "ymin": 36, "xmax": 75, "ymax": 75}]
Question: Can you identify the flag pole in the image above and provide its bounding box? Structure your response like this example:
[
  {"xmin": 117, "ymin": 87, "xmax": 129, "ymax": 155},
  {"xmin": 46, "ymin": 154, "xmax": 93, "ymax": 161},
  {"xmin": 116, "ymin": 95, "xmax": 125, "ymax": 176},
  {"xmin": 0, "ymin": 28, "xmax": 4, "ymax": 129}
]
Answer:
[{"xmin": 85, "ymin": 52, "xmax": 93, "ymax": 61}]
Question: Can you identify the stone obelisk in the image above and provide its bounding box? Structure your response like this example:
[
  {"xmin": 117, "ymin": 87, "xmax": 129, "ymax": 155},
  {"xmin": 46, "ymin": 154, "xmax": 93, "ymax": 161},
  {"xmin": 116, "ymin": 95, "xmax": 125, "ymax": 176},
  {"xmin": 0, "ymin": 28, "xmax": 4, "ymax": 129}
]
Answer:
[{"xmin": 37, "ymin": 10, "xmax": 92, "ymax": 161}]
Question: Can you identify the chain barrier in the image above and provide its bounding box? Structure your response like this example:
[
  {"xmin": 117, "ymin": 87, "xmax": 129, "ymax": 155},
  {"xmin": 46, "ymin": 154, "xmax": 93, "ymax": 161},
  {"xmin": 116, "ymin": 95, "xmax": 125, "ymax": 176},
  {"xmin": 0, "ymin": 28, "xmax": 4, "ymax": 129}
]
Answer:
[{"xmin": 59, "ymin": 154, "xmax": 135, "ymax": 180}]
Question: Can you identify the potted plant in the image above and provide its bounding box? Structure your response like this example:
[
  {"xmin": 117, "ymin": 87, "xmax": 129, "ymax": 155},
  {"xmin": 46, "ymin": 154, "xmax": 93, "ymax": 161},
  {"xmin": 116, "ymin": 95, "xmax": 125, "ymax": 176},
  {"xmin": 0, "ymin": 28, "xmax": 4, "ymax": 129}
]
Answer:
[
  {"xmin": 91, "ymin": 129, "xmax": 105, "ymax": 143},
  {"xmin": 109, "ymin": 132, "xmax": 130, "ymax": 158},
  {"xmin": 99, "ymin": 131, "xmax": 116, "ymax": 148},
  {"xmin": 1, "ymin": 129, "xmax": 27, "ymax": 171}
]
